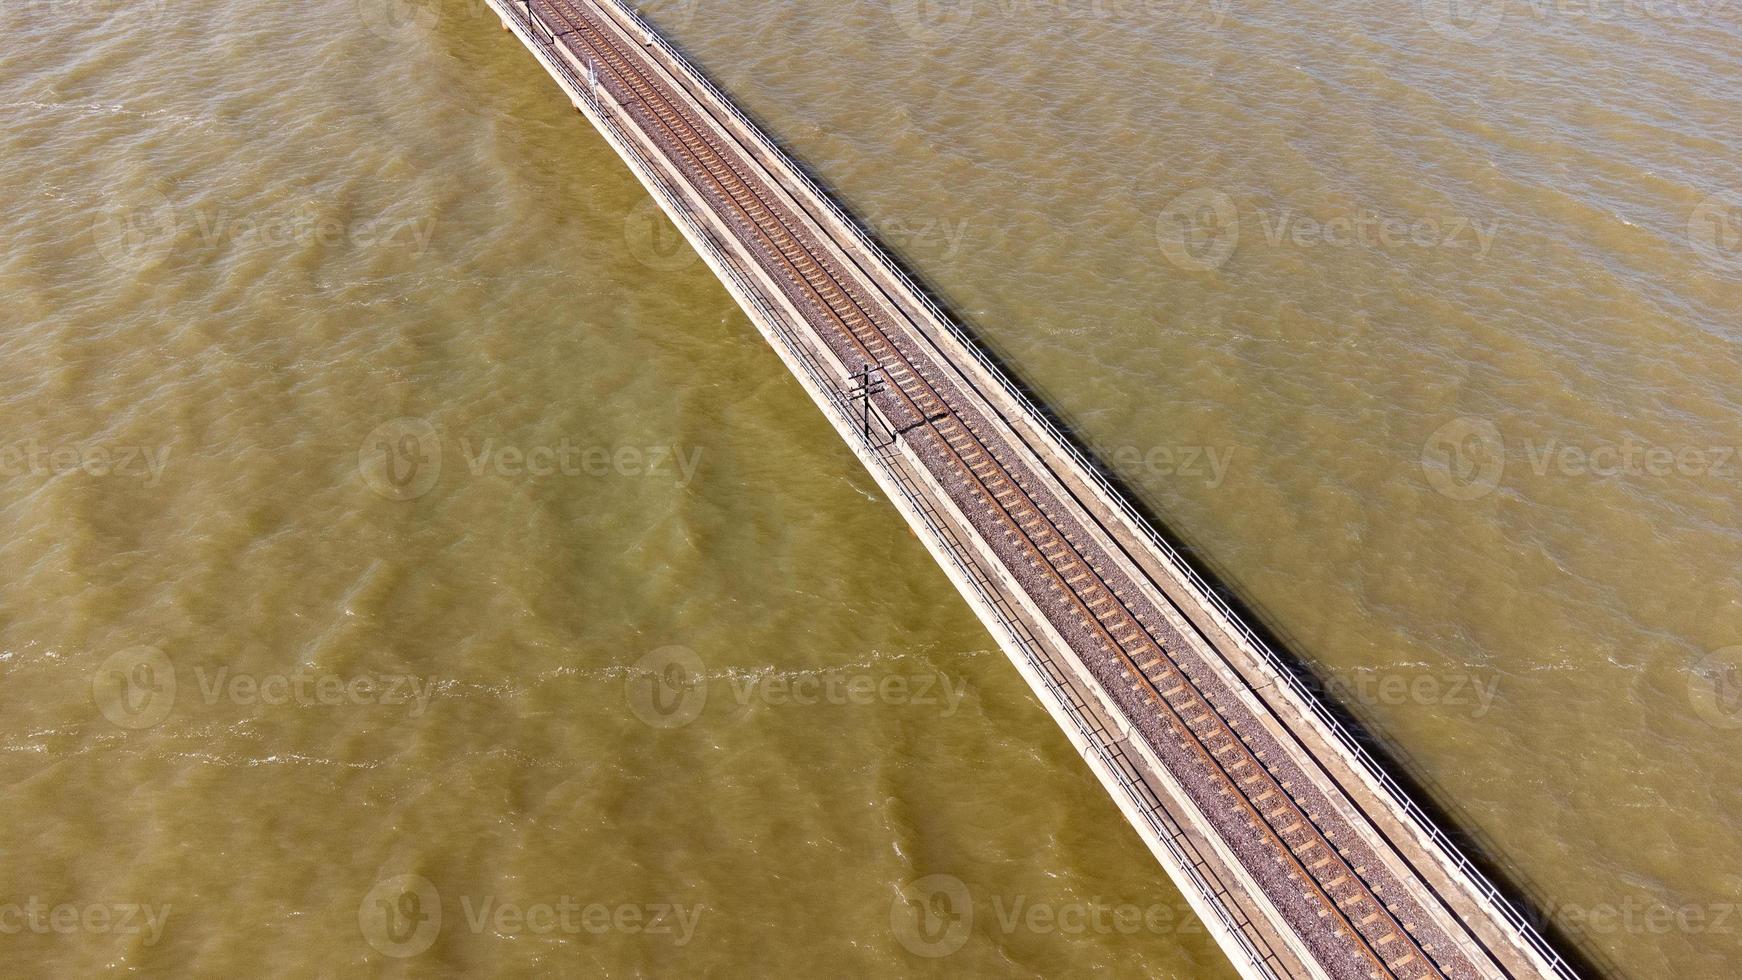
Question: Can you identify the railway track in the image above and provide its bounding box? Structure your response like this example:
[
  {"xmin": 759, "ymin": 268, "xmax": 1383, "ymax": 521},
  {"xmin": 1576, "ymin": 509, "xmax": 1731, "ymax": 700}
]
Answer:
[{"xmin": 508, "ymin": 2, "xmax": 1510, "ymax": 976}]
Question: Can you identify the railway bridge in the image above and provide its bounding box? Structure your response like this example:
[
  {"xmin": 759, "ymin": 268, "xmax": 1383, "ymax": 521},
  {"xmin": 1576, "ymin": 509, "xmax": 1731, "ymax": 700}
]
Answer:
[{"xmin": 478, "ymin": 2, "xmax": 1579, "ymax": 976}]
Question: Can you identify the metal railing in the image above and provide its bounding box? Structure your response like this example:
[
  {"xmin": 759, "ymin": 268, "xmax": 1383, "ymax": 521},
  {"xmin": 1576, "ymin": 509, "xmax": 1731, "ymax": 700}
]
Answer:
[{"xmin": 513, "ymin": 3, "xmax": 1577, "ymax": 975}]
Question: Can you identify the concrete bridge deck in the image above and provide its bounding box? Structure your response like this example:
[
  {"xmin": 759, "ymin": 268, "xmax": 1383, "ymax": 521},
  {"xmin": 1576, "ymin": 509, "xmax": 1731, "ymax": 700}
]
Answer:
[{"xmin": 478, "ymin": 2, "xmax": 1580, "ymax": 976}]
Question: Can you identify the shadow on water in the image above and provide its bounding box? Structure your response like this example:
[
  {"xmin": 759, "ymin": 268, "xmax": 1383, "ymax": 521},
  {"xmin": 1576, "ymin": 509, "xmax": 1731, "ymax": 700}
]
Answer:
[{"xmin": 550, "ymin": 9, "xmax": 1619, "ymax": 978}]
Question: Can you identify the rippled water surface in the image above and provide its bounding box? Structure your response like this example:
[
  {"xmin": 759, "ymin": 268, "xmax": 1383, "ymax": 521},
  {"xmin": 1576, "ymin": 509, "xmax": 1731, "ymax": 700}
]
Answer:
[{"xmin": 3, "ymin": 0, "xmax": 1739, "ymax": 976}]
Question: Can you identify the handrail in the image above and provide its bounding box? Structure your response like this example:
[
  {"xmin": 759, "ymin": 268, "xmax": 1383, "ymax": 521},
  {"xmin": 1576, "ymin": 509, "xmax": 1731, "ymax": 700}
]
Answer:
[{"xmin": 517, "ymin": 3, "xmax": 1575, "ymax": 974}]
